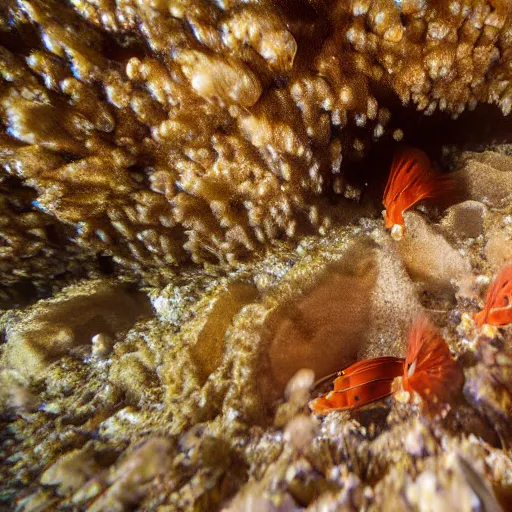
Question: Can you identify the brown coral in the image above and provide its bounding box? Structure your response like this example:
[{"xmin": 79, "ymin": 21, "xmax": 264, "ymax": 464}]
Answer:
[{"xmin": 1, "ymin": 0, "xmax": 512, "ymax": 289}]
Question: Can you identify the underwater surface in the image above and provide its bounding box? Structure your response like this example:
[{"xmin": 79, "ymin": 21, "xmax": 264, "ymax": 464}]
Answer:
[{"xmin": 1, "ymin": 1, "xmax": 512, "ymax": 510}]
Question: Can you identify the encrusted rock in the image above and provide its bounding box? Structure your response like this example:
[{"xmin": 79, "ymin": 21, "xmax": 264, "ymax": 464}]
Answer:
[
  {"xmin": 2, "ymin": 1, "xmax": 512, "ymax": 509},
  {"xmin": 2, "ymin": 280, "xmax": 152, "ymax": 380}
]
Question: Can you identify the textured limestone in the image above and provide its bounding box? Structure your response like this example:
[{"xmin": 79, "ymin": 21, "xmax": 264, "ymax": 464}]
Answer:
[{"xmin": 2, "ymin": 280, "xmax": 152, "ymax": 380}]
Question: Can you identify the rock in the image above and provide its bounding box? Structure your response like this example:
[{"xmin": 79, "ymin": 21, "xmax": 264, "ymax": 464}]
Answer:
[
  {"xmin": 453, "ymin": 151, "xmax": 512, "ymax": 208},
  {"xmin": 40, "ymin": 443, "xmax": 100, "ymax": 495},
  {"xmin": 464, "ymin": 338, "xmax": 512, "ymax": 450},
  {"xmin": 87, "ymin": 438, "xmax": 173, "ymax": 512},
  {"xmin": 267, "ymin": 241, "xmax": 378, "ymax": 392},
  {"xmin": 440, "ymin": 200, "xmax": 487, "ymax": 240},
  {"xmin": 2, "ymin": 280, "xmax": 152, "ymax": 380},
  {"xmin": 189, "ymin": 282, "xmax": 259, "ymax": 382},
  {"xmin": 0, "ymin": 370, "xmax": 40, "ymax": 412},
  {"xmin": 267, "ymin": 234, "xmax": 418, "ymax": 394},
  {"xmin": 365, "ymin": 231, "xmax": 423, "ymax": 357},
  {"xmin": 396, "ymin": 212, "xmax": 472, "ymax": 294},
  {"xmin": 14, "ymin": 490, "xmax": 59, "ymax": 512},
  {"xmin": 485, "ymin": 216, "xmax": 512, "ymax": 271},
  {"xmin": 108, "ymin": 352, "xmax": 158, "ymax": 404}
]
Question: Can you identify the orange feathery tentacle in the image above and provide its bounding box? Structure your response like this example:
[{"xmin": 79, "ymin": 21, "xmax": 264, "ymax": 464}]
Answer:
[
  {"xmin": 309, "ymin": 357, "xmax": 405, "ymax": 414},
  {"xmin": 474, "ymin": 263, "xmax": 512, "ymax": 327},
  {"xmin": 383, "ymin": 147, "xmax": 452, "ymax": 239},
  {"xmin": 402, "ymin": 315, "xmax": 464, "ymax": 411}
]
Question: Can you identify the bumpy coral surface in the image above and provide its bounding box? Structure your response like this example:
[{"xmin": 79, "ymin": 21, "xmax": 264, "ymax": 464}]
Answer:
[
  {"xmin": 2, "ymin": 0, "xmax": 512, "ymax": 291},
  {"xmin": 1, "ymin": 146, "xmax": 512, "ymax": 510},
  {"xmin": 2, "ymin": 0, "xmax": 512, "ymax": 510}
]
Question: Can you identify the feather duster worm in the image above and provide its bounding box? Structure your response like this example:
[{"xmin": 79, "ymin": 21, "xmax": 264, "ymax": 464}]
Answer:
[
  {"xmin": 309, "ymin": 317, "xmax": 463, "ymax": 415},
  {"xmin": 401, "ymin": 316, "xmax": 464, "ymax": 412},
  {"xmin": 383, "ymin": 148, "xmax": 452, "ymax": 240},
  {"xmin": 474, "ymin": 263, "xmax": 512, "ymax": 327},
  {"xmin": 309, "ymin": 356, "xmax": 404, "ymax": 414}
]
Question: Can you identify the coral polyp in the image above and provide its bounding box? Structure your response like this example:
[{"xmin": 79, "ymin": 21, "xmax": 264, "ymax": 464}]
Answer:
[
  {"xmin": 383, "ymin": 147, "xmax": 452, "ymax": 239},
  {"xmin": 401, "ymin": 315, "xmax": 464, "ymax": 413}
]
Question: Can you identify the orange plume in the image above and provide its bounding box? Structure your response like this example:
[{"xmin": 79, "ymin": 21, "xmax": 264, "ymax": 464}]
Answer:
[
  {"xmin": 474, "ymin": 263, "xmax": 512, "ymax": 327},
  {"xmin": 383, "ymin": 147, "xmax": 452, "ymax": 239},
  {"xmin": 402, "ymin": 316, "xmax": 464, "ymax": 411},
  {"xmin": 309, "ymin": 357, "xmax": 404, "ymax": 414}
]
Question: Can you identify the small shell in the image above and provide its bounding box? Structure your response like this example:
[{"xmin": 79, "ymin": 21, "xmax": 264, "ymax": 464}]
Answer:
[{"xmin": 391, "ymin": 224, "xmax": 404, "ymax": 240}]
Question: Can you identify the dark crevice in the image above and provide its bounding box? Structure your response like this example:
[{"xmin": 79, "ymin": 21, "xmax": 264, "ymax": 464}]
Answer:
[
  {"xmin": 97, "ymin": 254, "xmax": 116, "ymax": 275},
  {"xmin": 344, "ymin": 102, "xmax": 512, "ymax": 206},
  {"xmin": 0, "ymin": 21, "xmax": 42, "ymax": 56}
]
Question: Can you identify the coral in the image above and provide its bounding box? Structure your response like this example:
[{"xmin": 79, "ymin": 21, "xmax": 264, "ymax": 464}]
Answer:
[
  {"xmin": 400, "ymin": 315, "xmax": 464, "ymax": 414},
  {"xmin": 383, "ymin": 147, "xmax": 450, "ymax": 239},
  {"xmin": 1, "ymin": 192, "xmax": 512, "ymax": 510},
  {"xmin": 0, "ymin": 184, "xmax": 100, "ymax": 308},
  {"xmin": 2, "ymin": 0, "xmax": 512, "ymax": 283},
  {"xmin": 3, "ymin": 0, "xmax": 512, "ymax": 509}
]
